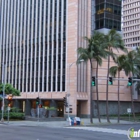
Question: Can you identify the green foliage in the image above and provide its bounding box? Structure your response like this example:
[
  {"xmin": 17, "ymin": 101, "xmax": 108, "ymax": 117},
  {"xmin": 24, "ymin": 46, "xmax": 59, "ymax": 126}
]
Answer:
[
  {"xmin": 0, "ymin": 112, "xmax": 25, "ymax": 120},
  {"xmin": 0, "ymin": 83, "xmax": 20, "ymax": 96},
  {"xmin": 109, "ymin": 55, "xmax": 128, "ymax": 77},
  {"xmin": 77, "ymin": 31, "xmax": 110, "ymax": 65},
  {"xmin": 0, "ymin": 107, "xmax": 25, "ymax": 120},
  {"xmin": 10, "ymin": 107, "xmax": 22, "ymax": 112},
  {"xmin": 44, "ymin": 106, "xmax": 57, "ymax": 110},
  {"xmin": 104, "ymin": 29, "xmax": 127, "ymax": 53}
]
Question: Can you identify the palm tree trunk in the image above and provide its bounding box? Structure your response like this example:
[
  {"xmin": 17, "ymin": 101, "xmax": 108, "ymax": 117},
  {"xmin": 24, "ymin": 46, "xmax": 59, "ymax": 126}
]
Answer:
[
  {"xmin": 96, "ymin": 62, "xmax": 101, "ymax": 123},
  {"xmin": 130, "ymin": 87, "xmax": 136, "ymax": 121},
  {"xmin": 90, "ymin": 59, "xmax": 93, "ymax": 123},
  {"xmin": 118, "ymin": 71, "xmax": 120, "ymax": 123},
  {"xmin": 129, "ymin": 73, "xmax": 136, "ymax": 121},
  {"xmin": 106, "ymin": 47, "xmax": 111, "ymax": 123}
]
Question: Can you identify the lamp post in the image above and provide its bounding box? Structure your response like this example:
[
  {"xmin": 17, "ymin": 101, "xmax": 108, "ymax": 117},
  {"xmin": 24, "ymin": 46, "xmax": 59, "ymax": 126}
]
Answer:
[
  {"xmin": 1, "ymin": 63, "xmax": 5, "ymax": 122},
  {"xmin": 67, "ymin": 60, "xmax": 84, "ymax": 119}
]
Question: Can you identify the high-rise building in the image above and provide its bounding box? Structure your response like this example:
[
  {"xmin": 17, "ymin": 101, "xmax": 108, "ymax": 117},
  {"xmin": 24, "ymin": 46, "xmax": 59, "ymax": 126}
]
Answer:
[
  {"xmin": 0, "ymin": 0, "xmax": 91, "ymax": 117},
  {"xmin": 92, "ymin": 0, "xmax": 122, "ymax": 34},
  {"xmin": 122, "ymin": 0, "xmax": 140, "ymax": 48},
  {"xmin": 0, "ymin": 0, "xmax": 139, "ymax": 117}
]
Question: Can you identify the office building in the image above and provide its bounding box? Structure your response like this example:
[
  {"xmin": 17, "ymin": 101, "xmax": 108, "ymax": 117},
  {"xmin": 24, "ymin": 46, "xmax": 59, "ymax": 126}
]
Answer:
[
  {"xmin": 93, "ymin": 0, "xmax": 122, "ymax": 34},
  {"xmin": 0, "ymin": 0, "xmax": 91, "ymax": 117},
  {"xmin": 0, "ymin": 0, "xmax": 139, "ymax": 118},
  {"xmin": 122, "ymin": 0, "xmax": 140, "ymax": 48}
]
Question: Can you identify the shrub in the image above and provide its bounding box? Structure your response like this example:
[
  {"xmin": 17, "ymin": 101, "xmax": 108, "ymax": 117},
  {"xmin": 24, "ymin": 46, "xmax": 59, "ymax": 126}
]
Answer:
[
  {"xmin": 47, "ymin": 107, "xmax": 57, "ymax": 110},
  {"xmin": 0, "ymin": 107, "xmax": 25, "ymax": 120}
]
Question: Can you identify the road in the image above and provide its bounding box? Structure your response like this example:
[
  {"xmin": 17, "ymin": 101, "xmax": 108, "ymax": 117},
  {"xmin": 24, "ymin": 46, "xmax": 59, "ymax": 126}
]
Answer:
[{"xmin": 0, "ymin": 123, "xmax": 139, "ymax": 140}]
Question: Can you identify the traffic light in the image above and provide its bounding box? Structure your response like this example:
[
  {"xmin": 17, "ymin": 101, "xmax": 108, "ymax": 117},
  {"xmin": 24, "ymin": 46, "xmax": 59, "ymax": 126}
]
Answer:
[
  {"xmin": 7, "ymin": 95, "xmax": 12, "ymax": 107},
  {"xmin": 92, "ymin": 76, "xmax": 96, "ymax": 86},
  {"xmin": 36, "ymin": 97, "xmax": 39, "ymax": 105},
  {"xmin": 109, "ymin": 77, "xmax": 113, "ymax": 85},
  {"xmin": 63, "ymin": 97, "xmax": 68, "ymax": 107},
  {"xmin": 128, "ymin": 77, "xmax": 132, "ymax": 86},
  {"xmin": 39, "ymin": 104, "xmax": 42, "ymax": 108}
]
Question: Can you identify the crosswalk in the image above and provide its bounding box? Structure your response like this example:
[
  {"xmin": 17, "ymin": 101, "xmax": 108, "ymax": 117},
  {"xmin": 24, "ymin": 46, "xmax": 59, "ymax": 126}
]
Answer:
[{"xmin": 65, "ymin": 126, "xmax": 128, "ymax": 135}]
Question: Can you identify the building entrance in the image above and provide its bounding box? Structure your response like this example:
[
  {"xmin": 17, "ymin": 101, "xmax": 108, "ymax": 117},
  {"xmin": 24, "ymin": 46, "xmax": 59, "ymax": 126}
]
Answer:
[{"xmin": 30, "ymin": 99, "xmax": 64, "ymax": 117}]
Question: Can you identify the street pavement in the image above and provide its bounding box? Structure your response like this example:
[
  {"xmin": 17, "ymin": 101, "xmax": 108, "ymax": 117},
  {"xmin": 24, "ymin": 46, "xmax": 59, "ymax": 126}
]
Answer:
[
  {"xmin": 0, "ymin": 118, "xmax": 140, "ymax": 140},
  {"xmin": 0, "ymin": 118, "xmax": 139, "ymax": 127},
  {"xmin": 0, "ymin": 125, "xmax": 128, "ymax": 140}
]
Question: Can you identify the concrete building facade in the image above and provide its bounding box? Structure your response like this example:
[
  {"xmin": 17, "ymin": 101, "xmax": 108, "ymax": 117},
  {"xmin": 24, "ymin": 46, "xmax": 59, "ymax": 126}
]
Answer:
[
  {"xmin": 122, "ymin": 0, "xmax": 140, "ymax": 48},
  {"xmin": 0, "ymin": 0, "xmax": 140, "ymax": 118}
]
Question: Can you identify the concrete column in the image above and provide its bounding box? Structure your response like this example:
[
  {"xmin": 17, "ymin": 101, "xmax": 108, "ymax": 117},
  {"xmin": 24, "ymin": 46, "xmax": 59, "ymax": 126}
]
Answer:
[
  {"xmin": 13, "ymin": 99, "xmax": 20, "ymax": 108},
  {"xmin": 48, "ymin": 100, "xmax": 58, "ymax": 118},
  {"xmin": 25, "ymin": 99, "xmax": 31, "ymax": 115}
]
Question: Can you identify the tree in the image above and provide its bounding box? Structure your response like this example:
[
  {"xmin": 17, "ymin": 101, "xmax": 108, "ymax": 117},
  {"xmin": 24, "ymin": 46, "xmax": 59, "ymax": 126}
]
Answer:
[
  {"xmin": 0, "ymin": 83, "xmax": 20, "ymax": 96},
  {"xmin": 104, "ymin": 29, "xmax": 127, "ymax": 123},
  {"xmin": 133, "ymin": 47, "xmax": 140, "ymax": 91},
  {"xmin": 125, "ymin": 50, "xmax": 140, "ymax": 121},
  {"xmin": 77, "ymin": 31, "xmax": 110, "ymax": 123},
  {"xmin": 109, "ymin": 55, "xmax": 128, "ymax": 123}
]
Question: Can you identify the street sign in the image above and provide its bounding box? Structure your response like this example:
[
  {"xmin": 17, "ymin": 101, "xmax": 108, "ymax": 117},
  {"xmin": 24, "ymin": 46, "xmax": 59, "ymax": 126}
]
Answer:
[
  {"xmin": 127, "ymin": 108, "xmax": 131, "ymax": 113},
  {"xmin": 7, "ymin": 107, "xmax": 11, "ymax": 111},
  {"xmin": 1, "ymin": 106, "xmax": 4, "ymax": 111},
  {"xmin": 66, "ymin": 107, "xmax": 69, "ymax": 113},
  {"xmin": 65, "ymin": 107, "xmax": 72, "ymax": 113}
]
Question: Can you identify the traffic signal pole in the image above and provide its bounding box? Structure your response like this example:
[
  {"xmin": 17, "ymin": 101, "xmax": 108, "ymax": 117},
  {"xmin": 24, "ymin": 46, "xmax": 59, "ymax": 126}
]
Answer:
[
  {"xmin": 66, "ymin": 94, "xmax": 70, "ymax": 120},
  {"xmin": 37, "ymin": 105, "xmax": 39, "ymax": 122},
  {"xmin": 1, "ymin": 63, "xmax": 5, "ymax": 122},
  {"xmin": 95, "ymin": 77, "xmax": 140, "ymax": 81},
  {"xmin": 36, "ymin": 97, "xmax": 40, "ymax": 122},
  {"xmin": 63, "ymin": 95, "xmax": 70, "ymax": 120}
]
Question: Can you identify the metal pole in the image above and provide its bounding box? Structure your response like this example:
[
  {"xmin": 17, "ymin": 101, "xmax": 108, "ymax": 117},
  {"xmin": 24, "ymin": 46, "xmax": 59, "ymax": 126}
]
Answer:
[
  {"xmin": 38, "ymin": 105, "xmax": 39, "ymax": 122},
  {"xmin": 68, "ymin": 64, "xmax": 73, "ymax": 120},
  {"xmin": 95, "ymin": 77, "xmax": 140, "ymax": 81},
  {"xmin": 67, "ymin": 62, "xmax": 75, "ymax": 121},
  {"xmin": 1, "ymin": 63, "xmax": 5, "ymax": 122},
  {"xmin": 7, "ymin": 109, "xmax": 9, "ymax": 123},
  {"xmin": 68, "ymin": 60, "xmax": 84, "ymax": 120}
]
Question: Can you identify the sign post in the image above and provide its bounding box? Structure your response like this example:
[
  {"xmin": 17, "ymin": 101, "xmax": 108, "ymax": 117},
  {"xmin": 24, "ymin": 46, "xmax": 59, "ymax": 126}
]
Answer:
[
  {"xmin": 127, "ymin": 108, "xmax": 131, "ymax": 121},
  {"xmin": 7, "ymin": 106, "xmax": 10, "ymax": 123},
  {"xmin": 38, "ymin": 105, "xmax": 39, "ymax": 122}
]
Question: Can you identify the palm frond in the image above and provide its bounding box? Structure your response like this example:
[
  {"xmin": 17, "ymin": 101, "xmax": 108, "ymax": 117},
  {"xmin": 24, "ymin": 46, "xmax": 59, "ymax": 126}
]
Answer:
[
  {"xmin": 109, "ymin": 66, "xmax": 118, "ymax": 77},
  {"xmin": 104, "ymin": 29, "xmax": 126, "ymax": 52}
]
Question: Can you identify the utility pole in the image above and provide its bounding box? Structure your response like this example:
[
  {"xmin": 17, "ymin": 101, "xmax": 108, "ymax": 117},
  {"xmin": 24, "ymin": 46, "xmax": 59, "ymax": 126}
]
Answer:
[
  {"xmin": 66, "ymin": 94, "xmax": 70, "ymax": 119},
  {"xmin": 1, "ymin": 63, "xmax": 5, "ymax": 122},
  {"xmin": 36, "ymin": 97, "xmax": 40, "ymax": 122}
]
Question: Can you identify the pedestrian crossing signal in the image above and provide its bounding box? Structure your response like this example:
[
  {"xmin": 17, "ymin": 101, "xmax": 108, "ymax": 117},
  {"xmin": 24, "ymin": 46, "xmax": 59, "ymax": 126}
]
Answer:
[
  {"xmin": 63, "ymin": 97, "xmax": 68, "ymax": 107},
  {"xmin": 39, "ymin": 104, "xmax": 42, "ymax": 108},
  {"xmin": 8, "ymin": 96, "xmax": 12, "ymax": 107}
]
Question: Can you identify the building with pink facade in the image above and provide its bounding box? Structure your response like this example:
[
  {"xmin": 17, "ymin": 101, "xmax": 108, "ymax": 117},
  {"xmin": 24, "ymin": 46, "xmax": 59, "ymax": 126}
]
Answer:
[{"xmin": 0, "ymin": 0, "xmax": 140, "ymax": 118}]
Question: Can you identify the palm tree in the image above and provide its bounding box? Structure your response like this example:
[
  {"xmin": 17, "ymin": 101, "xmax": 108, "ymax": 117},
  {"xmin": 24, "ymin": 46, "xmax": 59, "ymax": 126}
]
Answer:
[
  {"xmin": 104, "ymin": 29, "xmax": 127, "ymax": 123},
  {"xmin": 109, "ymin": 55, "xmax": 128, "ymax": 123},
  {"xmin": 77, "ymin": 40, "xmax": 94, "ymax": 124},
  {"xmin": 125, "ymin": 50, "xmax": 140, "ymax": 121},
  {"xmin": 91, "ymin": 32, "xmax": 111, "ymax": 123},
  {"xmin": 77, "ymin": 31, "xmax": 109, "ymax": 123}
]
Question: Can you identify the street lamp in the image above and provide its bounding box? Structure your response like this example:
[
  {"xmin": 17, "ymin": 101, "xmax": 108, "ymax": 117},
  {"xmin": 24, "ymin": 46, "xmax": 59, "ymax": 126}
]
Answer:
[
  {"xmin": 67, "ymin": 59, "xmax": 84, "ymax": 119},
  {"xmin": 1, "ymin": 63, "xmax": 5, "ymax": 122}
]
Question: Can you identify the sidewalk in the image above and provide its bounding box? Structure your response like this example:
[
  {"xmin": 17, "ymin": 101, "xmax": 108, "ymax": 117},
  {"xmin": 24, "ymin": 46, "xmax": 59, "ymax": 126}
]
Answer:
[{"xmin": 0, "ymin": 118, "xmax": 139, "ymax": 127}]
